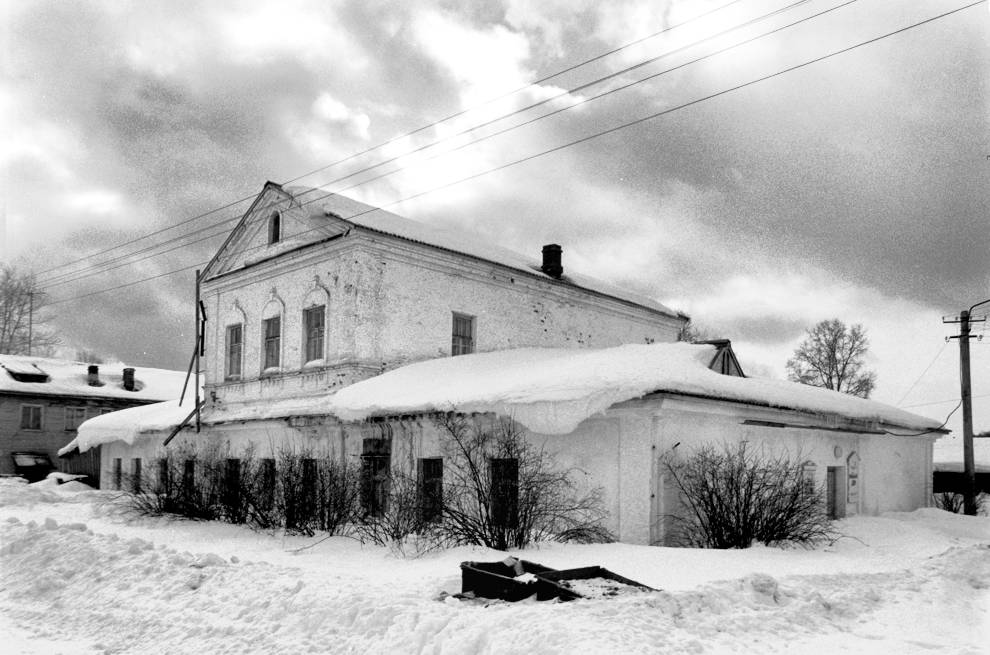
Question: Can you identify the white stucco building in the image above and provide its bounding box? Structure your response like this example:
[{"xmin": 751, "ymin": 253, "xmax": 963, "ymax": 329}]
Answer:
[{"xmin": 69, "ymin": 183, "xmax": 945, "ymax": 544}]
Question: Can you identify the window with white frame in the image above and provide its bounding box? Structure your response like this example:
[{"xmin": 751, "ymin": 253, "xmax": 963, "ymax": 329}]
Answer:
[
  {"xmin": 64, "ymin": 407, "xmax": 87, "ymax": 431},
  {"xmin": 20, "ymin": 404, "xmax": 42, "ymax": 430},
  {"xmin": 303, "ymin": 305, "xmax": 325, "ymax": 363},
  {"xmin": 263, "ymin": 316, "xmax": 281, "ymax": 370},
  {"xmin": 451, "ymin": 312, "xmax": 475, "ymax": 356},
  {"xmin": 225, "ymin": 323, "xmax": 243, "ymax": 379}
]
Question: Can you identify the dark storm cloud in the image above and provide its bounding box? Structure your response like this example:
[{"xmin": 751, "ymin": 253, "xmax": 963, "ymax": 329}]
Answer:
[{"xmin": 5, "ymin": 0, "xmax": 987, "ymax": 383}]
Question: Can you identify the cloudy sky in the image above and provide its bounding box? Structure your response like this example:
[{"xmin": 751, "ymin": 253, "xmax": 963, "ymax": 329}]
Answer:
[{"xmin": 2, "ymin": 0, "xmax": 988, "ymax": 435}]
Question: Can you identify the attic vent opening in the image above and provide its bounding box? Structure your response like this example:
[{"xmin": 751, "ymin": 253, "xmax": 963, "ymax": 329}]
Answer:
[{"xmin": 268, "ymin": 211, "xmax": 281, "ymax": 245}]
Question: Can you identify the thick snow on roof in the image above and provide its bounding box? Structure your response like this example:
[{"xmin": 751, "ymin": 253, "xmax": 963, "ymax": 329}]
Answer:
[
  {"xmin": 0, "ymin": 355, "xmax": 187, "ymax": 401},
  {"xmin": 329, "ymin": 343, "xmax": 942, "ymax": 435},
  {"xmin": 59, "ymin": 399, "xmax": 196, "ymax": 455},
  {"xmin": 283, "ymin": 186, "xmax": 680, "ymax": 318}
]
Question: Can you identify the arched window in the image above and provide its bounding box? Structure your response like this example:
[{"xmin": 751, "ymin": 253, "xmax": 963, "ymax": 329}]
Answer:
[{"xmin": 268, "ymin": 211, "xmax": 281, "ymax": 245}]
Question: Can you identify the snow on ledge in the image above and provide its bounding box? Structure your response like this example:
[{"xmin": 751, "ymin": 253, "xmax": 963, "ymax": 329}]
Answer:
[
  {"xmin": 329, "ymin": 343, "xmax": 942, "ymax": 435},
  {"xmin": 59, "ymin": 400, "xmax": 196, "ymax": 455}
]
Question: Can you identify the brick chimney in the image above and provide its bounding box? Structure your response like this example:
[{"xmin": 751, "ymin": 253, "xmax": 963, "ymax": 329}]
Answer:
[
  {"xmin": 123, "ymin": 367, "xmax": 135, "ymax": 391},
  {"xmin": 541, "ymin": 244, "xmax": 563, "ymax": 279},
  {"xmin": 87, "ymin": 365, "xmax": 100, "ymax": 386}
]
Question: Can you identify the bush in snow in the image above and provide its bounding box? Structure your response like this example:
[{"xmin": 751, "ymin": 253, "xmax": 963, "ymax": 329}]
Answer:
[
  {"xmin": 662, "ymin": 442, "xmax": 835, "ymax": 549},
  {"xmin": 275, "ymin": 448, "xmax": 361, "ymax": 536},
  {"xmin": 122, "ymin": 443, "xmax": 361, "ymax": 536},
  {"xmin": 932, "ymin": 491, "xmax": 986, "ymax": 515},
  {"xmin": 353, "ymin": 470, "xmax": 446, "ymax": 556},
  {"xmin": 433, "ymin": 414, "xmax": 612, "ymax": 551}
]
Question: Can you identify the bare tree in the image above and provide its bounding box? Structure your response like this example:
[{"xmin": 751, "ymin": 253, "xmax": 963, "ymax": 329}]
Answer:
[
  {"xmin": 786, "ymin": 319, "xmax": 876, "ymax": 398},
  {"xmin": 0, "ymin": 265, "xmax": 59, "ymax": 356}
]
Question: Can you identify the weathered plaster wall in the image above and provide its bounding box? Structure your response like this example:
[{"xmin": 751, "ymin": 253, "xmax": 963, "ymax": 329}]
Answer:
[
  {"xmin": 97, "ymin": 399, "xmax": 935, "ymax": 548},
  {"xmin": 201, "ymin": 232, "xmax": 683, "ymax": 413}
]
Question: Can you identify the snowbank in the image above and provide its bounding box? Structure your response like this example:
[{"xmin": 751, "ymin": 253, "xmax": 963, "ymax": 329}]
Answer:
[
  {"xmin": 0, "ymin": 480, "xmax": 987, "ymax": 654},
  {"xmin": 59, "ymin": 400, "xmax": 197, "ymax": 455},
  {"xmin": 329, "ymin": 343, "xmax": 943, "ymax": 435}
]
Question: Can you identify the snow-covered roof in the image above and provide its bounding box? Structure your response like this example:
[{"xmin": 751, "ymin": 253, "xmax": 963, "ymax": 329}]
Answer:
[
  {"xmin": 59, "ymin": 399, "xmax": 196, "ymax": 455},
  {"xmin": 329, "ymin": 343, "xmax": 943, "ymax": 435},
  {"xmin": 281, "ymin": 186, "xmax": 681, "ymax": 319},
  {"xmin": 0, "ymin": 355, "xmax": 187, "ymax": 402}
]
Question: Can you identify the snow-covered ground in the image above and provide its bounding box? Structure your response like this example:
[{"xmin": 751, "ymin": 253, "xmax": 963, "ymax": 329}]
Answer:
[{"xmin": 1, "ymin": 479, "xmax": 987, "ymax": 654}]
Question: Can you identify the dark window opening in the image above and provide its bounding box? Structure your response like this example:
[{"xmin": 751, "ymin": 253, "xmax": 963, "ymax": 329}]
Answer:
[
  {"xmin": 268, "ymin": 212, "xmax": 281, "ymax": 245},
  {"xmin": 20, "ymin": 405, "xmax": 42, "ymax": 430},
  {"xmin": 418, "ymin": 457, "xmax": 444, "ymax": 523},
  {"xmin": 226, "ymin": 323, "xmax": 243, "ymax": 380},
  {"xmin": 361, "ymin": 437, "xmax": 391, "ymax": 518},
  {"xmin": 263, "ymin": 316, "xmax": 281, "ymax": 370},
  {"xmin": 131, "ymin": 458, "xmax": 142, "ymax": 493},
  {"xmin": 490, "ymin": 457, "xmax": 519, "ymax": 529},
  {"xmin": 303, "ymin": 305, "xmax": 326, "ymax": 363},
  {"xmin": 112, "ymin": 458, "xmax": 122, "ymax": 490},
  {"xmin": 452, "ymin": 313, "xmax": 475, "ymax": 356}
]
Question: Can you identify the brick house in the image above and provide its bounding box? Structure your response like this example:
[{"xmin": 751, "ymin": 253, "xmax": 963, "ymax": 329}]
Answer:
[{"xmin": 0, "ymin": 356, "xmax": 186, "ymax": 483}]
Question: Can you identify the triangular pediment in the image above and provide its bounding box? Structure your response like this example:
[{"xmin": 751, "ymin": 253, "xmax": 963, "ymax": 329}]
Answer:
[{"xmin": 202, "ymin": 183, "xmax": 351, "ymax": 280}]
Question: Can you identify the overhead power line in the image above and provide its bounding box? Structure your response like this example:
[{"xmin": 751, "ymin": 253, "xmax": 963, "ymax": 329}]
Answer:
[
  {"xmin": 47, "ymin": 0, "xmax": 983, "ymax": 305},
  {"xmin": 38, "ymin": 0, "xmax": 832, "ymax": 292},
  {"xmin": 35, "ymin": 0, "xmax": 746, "ymax": 284}
]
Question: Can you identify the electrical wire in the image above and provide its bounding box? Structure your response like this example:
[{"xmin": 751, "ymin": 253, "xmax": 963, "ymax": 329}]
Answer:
[
  {"xmin": 46, "ymin": 0, "xmax": 984, "ymax": 305},
  {"xmin": 883, "ymin": 399, "xmax": 962, "ymax": 436},
  {"xmin": 38, "ymin": 0, "xmax": 843, "ymax": 292},
  {"xmin": 896, "ymin": 341, "xmax": 948, "ymax": 406},
  {"xmin": 34, "ymin": 0, "xmax": 747, "ymax": 283},
  {"xmin": 38, "ymin": 0, "xmax": 815, "ymax": 290}
]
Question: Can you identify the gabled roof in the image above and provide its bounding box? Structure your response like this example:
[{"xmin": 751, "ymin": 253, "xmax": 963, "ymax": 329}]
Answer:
[
  {"xmin": 0, "ymin": 355, "xmax": 187, "ymax": 402},
  {"xmin": 202, "ymin": 183, "xmax": 685, "ymax": 320},
  {"xmin": 327, "ymin": 342, "xmax": 942, "ymax": 435}
]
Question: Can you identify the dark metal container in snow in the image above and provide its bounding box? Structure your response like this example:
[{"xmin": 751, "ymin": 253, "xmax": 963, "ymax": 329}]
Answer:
[
  {"xmin": 459, "ymin": 559, "xmax": 561, "ymax": 601},
  {"xmin": 536, "ymin": 566, "xmax": 657, "ymax": 600}
]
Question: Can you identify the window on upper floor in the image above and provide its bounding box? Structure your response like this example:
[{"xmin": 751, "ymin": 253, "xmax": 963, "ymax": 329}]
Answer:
[
  {"xmin": 225, "ymin": 323, "xmax": 243, "ymax": 380},
  {"xmin": 268, "ymin": 211, "xmax": 281, "ymax": 245},
  {"xmin": 64, "ymin": 406, "xmax": 87, "ymax": 431},
  {"xmin": 303, "ymin": 305, "xmax": 326, "ymax": 364},
  {"xmin": 20, "ymin": 404, "xmax": 42, "ymax": 431},
  {"xmin": 451, "ymin": 312, "xmax": 475, "ymax": 356},
  {"xmin": 263, "ymin": 316, "xmax": 281, "ymax": 370}
]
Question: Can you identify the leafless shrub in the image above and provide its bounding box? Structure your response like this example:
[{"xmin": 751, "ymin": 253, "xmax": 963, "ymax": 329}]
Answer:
[
  {"xmin": 434, "ymin": 414, "xmax": 612, "ymax": 550},
  {"xmin": 663, "ymin": 442, "xmax": 836, "ymax": 549},
  {"xmin": 354, "ymin": 471, "xmax": 446, "ymax": 556},
  {"xmin": 123, "ymin": 443, "xmax": 360, "ymax": 535},
  {"xmin": 933, "ymin": 491, "xmax": 986, "ymax": 515}
]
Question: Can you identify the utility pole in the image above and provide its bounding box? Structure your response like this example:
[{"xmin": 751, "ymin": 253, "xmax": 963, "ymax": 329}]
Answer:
[
  {"xmin": 944, "ymin": 299, "xmax": 989, "ymax": 515},
  {"xmin": 27, "ymin": 291, "xmax": 33, "ymax": 356}
]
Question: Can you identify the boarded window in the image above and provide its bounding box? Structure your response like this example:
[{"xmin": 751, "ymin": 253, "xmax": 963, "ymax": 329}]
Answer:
[
  {"xmin": 20, "ymin": 404, "xmax": 42, "ymax": 430},
  {"xmin": 263, "ymin": 316, "xmax": 281, "ymax": 369},
  {"xmin": 418, "ymin": 458, "xmax": 444, "ymax": 523},
  {"xmin": 451, "ymin": 313, "xmax": 475, "ymax": 356},
  {"xmin": 490, "ymin": 458, "xmax": 519, "ymax": 529},
  {"xmin": 303, "ymin": 305, "xmax": 325, "ymax": 363},
  {"xmin": 112, "ymin": 458, "xmax": 122, "ymax": 490},
  {"xmin": 268, "ymin": 212, "xmax": 281, "ymax": 244},
  {"xmin": 64, "ymin": 406, "xmax": 87, "ymax": 431},
  {"xmin": 225, "ymin": 324, "xmax": 243, "ymax": 379}
]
